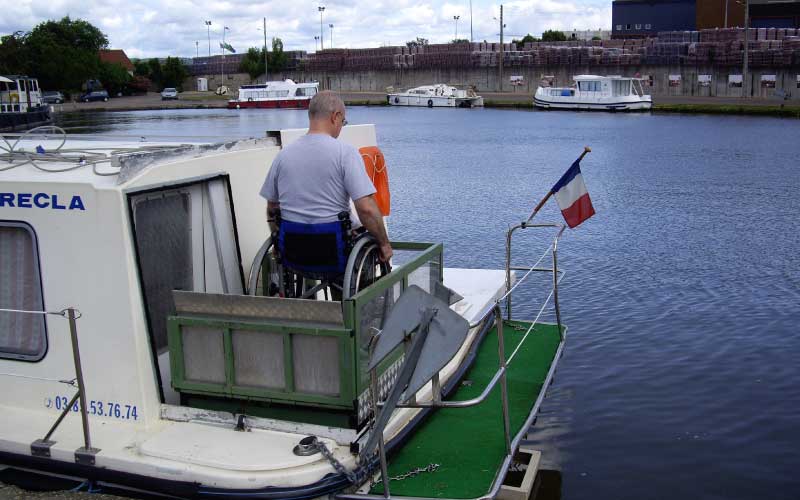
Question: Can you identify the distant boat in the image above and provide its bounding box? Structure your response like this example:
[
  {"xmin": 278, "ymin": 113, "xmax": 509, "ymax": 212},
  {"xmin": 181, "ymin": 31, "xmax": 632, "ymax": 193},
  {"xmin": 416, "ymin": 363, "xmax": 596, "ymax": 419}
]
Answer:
[
  {"xmin": 228, "ymin": 79, "xmax": 319, "ymax": 109},
  {"xmin": 0, "ymin": 75, "xmax": 52, "ymax": 131},
  {"xmin": 388, "ymin": 84, "xmax": 484, "ymax": 108},
  {"xmin": 534, "ymin": 75, "xmax": 652, "ymax": 111}
]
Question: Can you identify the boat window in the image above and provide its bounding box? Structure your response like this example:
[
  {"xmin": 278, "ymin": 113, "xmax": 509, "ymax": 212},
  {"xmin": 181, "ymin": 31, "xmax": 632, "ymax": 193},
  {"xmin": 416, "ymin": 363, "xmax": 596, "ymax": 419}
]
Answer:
[
  {"xmin": 578, "ymin": 81, "xmax": 600, "ymax": 92},
  {"xmin": 612, "ymin": 80, "xmax": 631, "ymax": 96},
  {"xmin": 0, "ymin": 222, "xmax": 47, "ymax": 361}
]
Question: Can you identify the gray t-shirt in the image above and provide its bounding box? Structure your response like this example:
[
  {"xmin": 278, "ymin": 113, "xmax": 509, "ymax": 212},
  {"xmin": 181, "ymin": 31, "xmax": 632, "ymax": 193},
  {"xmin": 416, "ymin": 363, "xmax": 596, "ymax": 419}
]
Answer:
[{"xmin": 260, "ymin": 134, "xmax": 376, "ymax": 224}]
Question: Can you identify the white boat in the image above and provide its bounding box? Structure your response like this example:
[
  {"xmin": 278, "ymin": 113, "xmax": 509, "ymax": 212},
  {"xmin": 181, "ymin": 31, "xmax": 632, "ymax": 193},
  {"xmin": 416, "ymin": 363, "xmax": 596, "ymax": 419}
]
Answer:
[
  {"xmin": 387, "ymin": 84, "xmax": 484, "ymax": 108},
  {"xmin": 0, "ymin": 124, "xmax": 567, "ymax": 500},
  {"xmin": 228, "ymin": 79, "xmax": 319, "ymax": 109},
  {"xmin": 534, "ymin": 74, "xmax": 652, "ymax": 111},
  {"xmin": 1, "ymin": 75, "xmax": 51, "ymax": 132}
]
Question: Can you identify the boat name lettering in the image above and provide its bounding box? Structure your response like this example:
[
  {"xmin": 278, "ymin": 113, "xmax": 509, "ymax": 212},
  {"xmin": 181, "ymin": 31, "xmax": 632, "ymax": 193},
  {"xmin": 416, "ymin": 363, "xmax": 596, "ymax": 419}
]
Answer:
[
  {"xmin": 46, "ymin": 395, "xmax": 138, "ymax": 420},
  {"xmin": 0, "ymin": 192, "xmax": 86, "ymax": 211}
]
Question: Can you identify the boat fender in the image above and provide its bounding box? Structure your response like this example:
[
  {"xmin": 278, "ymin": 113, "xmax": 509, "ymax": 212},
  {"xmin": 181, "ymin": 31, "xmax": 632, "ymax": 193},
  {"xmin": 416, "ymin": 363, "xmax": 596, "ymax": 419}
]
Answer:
[
  {"xmin": 359, "ymin": 146, "xmax": 390, "ymax": 216},
  {"xmin": 248, "ymin": 97, "xmax": 254, "ymax": 102},
  {"xmin": 427, "ymin": 99, "xmax": 433, "ymax": 108},
  {"xmin": 394, "ymin": 97, "xmax": 399, "ymax": 104}
]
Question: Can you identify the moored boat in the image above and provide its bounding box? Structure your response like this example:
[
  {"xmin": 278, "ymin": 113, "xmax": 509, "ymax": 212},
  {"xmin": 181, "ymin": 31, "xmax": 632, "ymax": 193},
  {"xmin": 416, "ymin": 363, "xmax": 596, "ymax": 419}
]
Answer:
[
  {"xmin": 387, "ymin": 84, "xmax": 484, "ymax": 108},
  {"xmin": 0, "ymin": 75, "xmax": 52, "ymax": 131},
  {"xmin": 0, "ymin": 124, "xmax": 568, "ymax": 500},
  {"xmin": 228, "ymin": 79, "xmax": 319, "ymax": 109},
  {"xmin": 534, "ymin": 74, "xmax": 652, "ymax": 111}
]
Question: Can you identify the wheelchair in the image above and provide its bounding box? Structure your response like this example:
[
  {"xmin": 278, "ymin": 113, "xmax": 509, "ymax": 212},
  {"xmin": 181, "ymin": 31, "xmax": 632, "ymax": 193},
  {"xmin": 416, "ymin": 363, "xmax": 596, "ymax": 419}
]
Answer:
[{"xmin": 247, "ymin": 211, "xmax": 390, "ymax": 300}]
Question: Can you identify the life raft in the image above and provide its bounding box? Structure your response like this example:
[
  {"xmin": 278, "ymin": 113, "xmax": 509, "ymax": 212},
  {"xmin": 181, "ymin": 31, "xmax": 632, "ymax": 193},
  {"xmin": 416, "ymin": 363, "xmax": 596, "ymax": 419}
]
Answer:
[{"xmin": 359, "ymin": 146, "xmax": 390, "ymax": 216}]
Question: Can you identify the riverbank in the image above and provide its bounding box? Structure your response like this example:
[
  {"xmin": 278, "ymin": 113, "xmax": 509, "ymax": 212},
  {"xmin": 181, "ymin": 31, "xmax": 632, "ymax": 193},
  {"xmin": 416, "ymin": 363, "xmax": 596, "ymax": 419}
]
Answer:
[{"xmin": 48, "ymin": 91, "xmax": 800, "ymax": 117}]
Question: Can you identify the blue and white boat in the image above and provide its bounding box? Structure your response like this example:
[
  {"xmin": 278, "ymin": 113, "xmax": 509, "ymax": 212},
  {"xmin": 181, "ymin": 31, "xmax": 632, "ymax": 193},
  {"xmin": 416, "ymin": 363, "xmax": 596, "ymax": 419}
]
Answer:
[{"xmin": 534, "ymin": 74, "xmax": 652, "ymax": 111}]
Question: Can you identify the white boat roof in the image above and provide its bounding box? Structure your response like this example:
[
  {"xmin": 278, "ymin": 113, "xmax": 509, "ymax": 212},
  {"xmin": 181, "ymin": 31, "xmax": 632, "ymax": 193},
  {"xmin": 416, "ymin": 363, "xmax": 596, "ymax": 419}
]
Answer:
[{"xmin": 573, "ymin": 74, "xmax": 639, "ymax": 81}]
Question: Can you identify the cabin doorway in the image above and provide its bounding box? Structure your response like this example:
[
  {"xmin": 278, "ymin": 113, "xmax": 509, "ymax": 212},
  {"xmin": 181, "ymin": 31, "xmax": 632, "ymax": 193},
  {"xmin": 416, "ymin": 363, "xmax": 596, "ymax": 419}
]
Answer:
[{"xmin": 129, "ymin": 176, "xmax": 244, "ymax": 404}]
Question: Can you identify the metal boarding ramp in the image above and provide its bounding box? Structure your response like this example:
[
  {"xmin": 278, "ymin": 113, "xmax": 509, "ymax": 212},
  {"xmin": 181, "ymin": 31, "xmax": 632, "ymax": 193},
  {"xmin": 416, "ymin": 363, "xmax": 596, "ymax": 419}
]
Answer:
[{"xmin": 338, "ymin": 221, "xmax": 568, "ymax": 500}]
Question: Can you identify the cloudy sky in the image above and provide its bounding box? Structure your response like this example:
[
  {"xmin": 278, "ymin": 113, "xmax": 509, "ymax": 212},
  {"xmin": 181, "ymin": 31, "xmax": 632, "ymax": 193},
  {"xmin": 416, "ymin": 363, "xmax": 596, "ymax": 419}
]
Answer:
[{"xmin": 2, "ymin": 0, "xmax": 611, "ymax": 59}]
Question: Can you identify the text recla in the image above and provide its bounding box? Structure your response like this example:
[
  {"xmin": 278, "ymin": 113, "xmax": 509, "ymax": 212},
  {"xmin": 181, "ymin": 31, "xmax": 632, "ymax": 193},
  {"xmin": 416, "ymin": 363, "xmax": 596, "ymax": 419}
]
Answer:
[{"xmin": 0, "ymin": 193, "xmax": 86, "ymax": 211}]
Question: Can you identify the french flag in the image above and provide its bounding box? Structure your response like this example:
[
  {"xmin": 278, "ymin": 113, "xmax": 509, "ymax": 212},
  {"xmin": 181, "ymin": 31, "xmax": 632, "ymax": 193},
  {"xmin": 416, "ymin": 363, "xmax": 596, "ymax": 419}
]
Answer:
[{"xmin": 551, "ymin": 160, "xmax": 595, "ymax": 228}]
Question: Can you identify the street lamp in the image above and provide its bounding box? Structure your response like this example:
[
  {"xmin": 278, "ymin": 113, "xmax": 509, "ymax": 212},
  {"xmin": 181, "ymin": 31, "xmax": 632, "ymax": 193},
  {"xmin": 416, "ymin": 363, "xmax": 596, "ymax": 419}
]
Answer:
[
  {"xmin": 221, "ymin": 26, "xmax": 230, "ymax": 85},
  {"xmin": 453, "ymin": 15, "xmax": 460, "ymax": 41},
  {"xmin": 205, "ymin": 20, "xmax": 212, "ymax": 57},
  {"xmin": 314, "ymin": 35, "xmax": 320, "ymax": 51},
  {"xmin": 329, "ymin": 24, "xmax": 334, "ymax": 48},
  {"xmin": 258, "ymin": 18, "xmax": 268, "ymax": 82},
  {"xmin": 735, "ymin": 0, "xmax": 749, "ymax": 98},
  {"xmin": 195, "ymin": 41, "xmax": 199, "ymax": 58},
  {"xmin": 318, "ymin": 6, "xmax": 326, "ymax": 50}
]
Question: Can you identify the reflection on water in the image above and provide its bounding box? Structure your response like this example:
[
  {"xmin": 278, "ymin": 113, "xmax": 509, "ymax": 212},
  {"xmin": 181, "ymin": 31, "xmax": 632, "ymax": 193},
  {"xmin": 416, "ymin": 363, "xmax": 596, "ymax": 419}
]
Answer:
[{"xmin": 54, "ymin": 108, "xmax": 800, "ymax": 500}]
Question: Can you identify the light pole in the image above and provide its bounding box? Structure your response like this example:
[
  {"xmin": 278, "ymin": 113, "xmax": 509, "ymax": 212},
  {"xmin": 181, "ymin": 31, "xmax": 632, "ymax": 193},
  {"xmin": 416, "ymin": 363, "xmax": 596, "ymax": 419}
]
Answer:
[
  {"xmin": 205, "ymin": 20, "xmax": 212, "ymax": 57},
  {"xmin": 196, "ymin": 41, "xmax": 199, "ymax": 58},
  {"xmin": 494, "ymin": 6, "xmax": 505, "ymax": 91},
  {"xmin": 259, "ymin": 18, "xmax": 268, "ymax": 82},
  {"xmin": 453, "ymin": 15, "xmax": 460, "ymax": 41},
  {"xmin": 314, "ymin": 35, "xmax": 320, "ymax": 51},
  {"xmin": 470, "ymin": 0, "xmax": 474, "ymax": 42},
  {"xmin": 743, "ymin": 0, "xmax": 749, "ymax": 98},
  {"xmin": 318, "ymin": 6, "xmax": 326, "ymax": 50},
  {"xmin": 329, "ymin": 23, "xmax": 334, "ymax": 48}
]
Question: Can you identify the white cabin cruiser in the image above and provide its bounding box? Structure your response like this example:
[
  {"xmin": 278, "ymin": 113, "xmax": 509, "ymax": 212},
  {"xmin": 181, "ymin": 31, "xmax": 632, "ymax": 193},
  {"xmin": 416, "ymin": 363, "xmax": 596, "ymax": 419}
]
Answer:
[
  {"xmin": 228, "ymin": 79, "xmax": 319, "ymax": 109},
  {"xmin": 387, "ymin": 84, "xmax": 484, "ymax": 108},
  {"xmin": 1, "ymin": 75, "xmax": 51, "ymax": 132},
  {"xmin": 0, "ymin": 124, "xmax": 568, "ymax": 500},
  {"xmin": 534, "ymin": 75, "xmax": 652, "ymax": 111}
]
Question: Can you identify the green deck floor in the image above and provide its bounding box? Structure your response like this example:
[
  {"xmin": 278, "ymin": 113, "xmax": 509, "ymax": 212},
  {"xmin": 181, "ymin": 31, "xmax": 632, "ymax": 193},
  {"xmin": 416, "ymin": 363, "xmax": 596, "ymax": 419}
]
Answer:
[{"xmin": 370, "ymin": 320, "xmax": 563, "ymax": 499}]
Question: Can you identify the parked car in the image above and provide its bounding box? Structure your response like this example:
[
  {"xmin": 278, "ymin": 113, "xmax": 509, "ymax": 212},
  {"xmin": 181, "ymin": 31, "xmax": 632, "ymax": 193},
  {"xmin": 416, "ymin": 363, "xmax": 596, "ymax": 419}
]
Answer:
[
  {"xmin": 41, "ymin": 91, "xmax": 65, "ymax": 104},
  {"xmin": 80, "ymin": 90, "xmax": 109, "ymax": 102},
  {"xmin": 161, "ymin": 88, "xmax": 179, "ymax": 100}
]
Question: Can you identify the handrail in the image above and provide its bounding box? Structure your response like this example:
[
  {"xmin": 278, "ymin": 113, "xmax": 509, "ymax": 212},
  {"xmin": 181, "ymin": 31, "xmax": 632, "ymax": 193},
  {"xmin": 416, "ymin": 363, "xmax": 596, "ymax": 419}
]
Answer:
[{"xmin": 1, "ymin": 306, "xmax": 100, "ymax": 463}]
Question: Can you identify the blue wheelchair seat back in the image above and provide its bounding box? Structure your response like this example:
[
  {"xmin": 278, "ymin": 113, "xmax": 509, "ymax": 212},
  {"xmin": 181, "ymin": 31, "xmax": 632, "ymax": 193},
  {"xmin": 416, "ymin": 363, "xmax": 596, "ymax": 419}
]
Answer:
[{"xmin": 277, "ymin": 218, "xmax": 349, "ymax": 279}]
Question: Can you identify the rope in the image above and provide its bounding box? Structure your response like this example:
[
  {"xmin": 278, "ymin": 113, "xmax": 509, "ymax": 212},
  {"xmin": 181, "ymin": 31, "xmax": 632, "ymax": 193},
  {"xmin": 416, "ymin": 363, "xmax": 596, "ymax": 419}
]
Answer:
[
  {"xmin": 497, "ymin": 243, "xmax": 554, "ymax": 303},
  {"xmin": 0, "ymin": 373, "xmax": 76, "ymax": 386}
]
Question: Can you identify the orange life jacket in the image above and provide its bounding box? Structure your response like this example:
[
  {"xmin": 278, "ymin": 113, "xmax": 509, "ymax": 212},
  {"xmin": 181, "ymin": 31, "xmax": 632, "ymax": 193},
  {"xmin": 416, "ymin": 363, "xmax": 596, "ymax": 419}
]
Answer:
[{"xmin": 359, "ymin": 146, "xmax": 390, "ymax": 216}]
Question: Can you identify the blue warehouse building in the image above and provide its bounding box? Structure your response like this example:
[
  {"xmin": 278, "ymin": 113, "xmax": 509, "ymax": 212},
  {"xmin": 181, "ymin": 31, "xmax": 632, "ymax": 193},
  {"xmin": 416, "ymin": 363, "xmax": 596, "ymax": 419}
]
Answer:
[{"xmin": 612, "ymin": 0, "xmax": 697, "ymax": 37}]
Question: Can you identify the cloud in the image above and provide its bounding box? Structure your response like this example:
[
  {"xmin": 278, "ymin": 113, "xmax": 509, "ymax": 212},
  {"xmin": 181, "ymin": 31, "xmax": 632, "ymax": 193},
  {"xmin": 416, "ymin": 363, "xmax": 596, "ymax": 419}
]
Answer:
[{"xmin": 1, "ymin": 0, "xmax": 611, "ymax": 58}]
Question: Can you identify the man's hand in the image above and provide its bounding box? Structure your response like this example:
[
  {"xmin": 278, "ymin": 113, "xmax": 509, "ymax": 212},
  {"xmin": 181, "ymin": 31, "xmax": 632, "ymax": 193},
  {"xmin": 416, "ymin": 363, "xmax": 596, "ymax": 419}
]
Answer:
[{"xmin": 353, "ymin": 195, "xmax": 392, "ymax": 263}]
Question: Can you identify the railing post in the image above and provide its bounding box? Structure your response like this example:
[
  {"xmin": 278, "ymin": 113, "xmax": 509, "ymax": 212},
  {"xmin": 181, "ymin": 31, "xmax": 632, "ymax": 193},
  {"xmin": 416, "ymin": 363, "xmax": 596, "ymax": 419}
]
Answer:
[
  {"xmin": 368, "ymin": 334, "xmax": 391, "ymax": 498},
  {"xmin": 66, "ymin": 307, "xmax": 100, "ymax": 464},
  {"xmin": 552, "ymin": 231, "xmax": 564, "ymax": 341},
  {"xmin": 495, "ymin": 304, "xmax": 512, "ymax": 454},
  {"xmin": 505, "ymin": 227, "xmax": 514, "ymax": 321}
]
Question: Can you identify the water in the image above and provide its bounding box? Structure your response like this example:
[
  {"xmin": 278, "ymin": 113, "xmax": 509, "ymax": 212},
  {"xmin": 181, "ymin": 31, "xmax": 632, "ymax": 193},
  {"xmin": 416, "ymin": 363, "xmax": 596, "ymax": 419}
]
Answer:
[{"xmin": 54, "ymin": 108, "xmax": 800, "ymax": 500}]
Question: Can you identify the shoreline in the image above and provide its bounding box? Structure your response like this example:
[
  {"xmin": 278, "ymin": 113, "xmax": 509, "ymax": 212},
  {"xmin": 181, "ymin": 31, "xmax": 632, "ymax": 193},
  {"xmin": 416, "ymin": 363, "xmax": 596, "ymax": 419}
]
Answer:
[{"xmin": 49, "ymin": 91, "xmax": 800, "ymax": 117}]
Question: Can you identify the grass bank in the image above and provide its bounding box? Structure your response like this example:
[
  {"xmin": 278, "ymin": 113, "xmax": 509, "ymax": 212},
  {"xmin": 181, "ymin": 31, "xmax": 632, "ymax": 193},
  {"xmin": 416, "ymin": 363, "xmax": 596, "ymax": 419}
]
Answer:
[{"xmin": 653, "ymin": 103, "xmax": 800, "ymax": 117}]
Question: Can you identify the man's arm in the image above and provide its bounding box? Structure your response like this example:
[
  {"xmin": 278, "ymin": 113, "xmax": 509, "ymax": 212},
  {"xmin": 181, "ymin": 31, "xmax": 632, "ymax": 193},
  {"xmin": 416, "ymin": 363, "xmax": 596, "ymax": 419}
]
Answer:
[
  {"xmin": 267, "ymin": 201, "xmax": 280, "ymax": 235},
  {"xmin": 353, "ymin": 195, "xmax": 392, "ymax": 262}
]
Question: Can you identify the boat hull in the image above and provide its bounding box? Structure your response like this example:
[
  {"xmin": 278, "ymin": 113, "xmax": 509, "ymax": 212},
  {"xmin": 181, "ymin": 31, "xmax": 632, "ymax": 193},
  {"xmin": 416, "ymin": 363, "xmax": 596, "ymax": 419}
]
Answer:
[
  {"xmin": 228, "ymin": 99, "xmax": 311, "ymax": 110},
  {"xmin": 387, "ymin": 94, "xmax": 484, "ymax": 108},
  {"xmin": 533, "ymin": 95, "xmax": 652, "ymax": 111},
  {"xmin": 0, "ymin": 108, "xmax": 52, "ymax": 132}
]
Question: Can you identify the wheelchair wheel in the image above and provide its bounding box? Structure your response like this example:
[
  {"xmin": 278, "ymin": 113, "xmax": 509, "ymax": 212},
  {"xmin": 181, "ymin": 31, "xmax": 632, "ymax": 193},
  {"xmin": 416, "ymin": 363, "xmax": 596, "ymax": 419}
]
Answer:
[
  {"xmin": 343, "ymin": 236, "xmax": 391, "ymax": 299},
  {"xmin": 248, "ymin": 236, "xmax": 283, "ymax": 297}
]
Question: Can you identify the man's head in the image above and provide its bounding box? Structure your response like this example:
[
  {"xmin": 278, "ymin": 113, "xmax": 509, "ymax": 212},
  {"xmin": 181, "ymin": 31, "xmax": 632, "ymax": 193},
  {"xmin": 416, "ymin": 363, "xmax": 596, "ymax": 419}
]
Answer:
[{"xmin": 308, "ymin": 90, "xmax": 347, "ymax": 138}]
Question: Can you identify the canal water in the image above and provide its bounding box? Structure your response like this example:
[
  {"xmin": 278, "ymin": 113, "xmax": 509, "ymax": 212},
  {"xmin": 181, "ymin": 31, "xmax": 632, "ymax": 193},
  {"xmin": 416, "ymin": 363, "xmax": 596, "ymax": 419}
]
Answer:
[{"xmin": 53, "ymin": 108, "xmax": 800, "ymax": 500}]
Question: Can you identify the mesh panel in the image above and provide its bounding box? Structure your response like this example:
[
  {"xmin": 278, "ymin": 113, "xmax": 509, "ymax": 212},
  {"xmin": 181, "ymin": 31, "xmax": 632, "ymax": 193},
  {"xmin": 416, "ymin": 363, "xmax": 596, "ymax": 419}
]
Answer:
[
  {"xmin": 182, "ymin": 326, "xmax": 226, "ymax": 384},
  {"xmin": 232, "ymin": 329, "xmax": 285, "ymax": 389},
  {"xmin": 0, "ymin": 225, "xmax": 46, "ymax": 359},
  {"xmin": 133, "ymin": 192, "xmax": 193, "ymax": 351},
  {"xmin": 292, "ymin": 334, "xmax": 340, "ymax": 396},
  {"xmin": 407, "ymin": 258, "xmax": 441, "ymax": 295}
]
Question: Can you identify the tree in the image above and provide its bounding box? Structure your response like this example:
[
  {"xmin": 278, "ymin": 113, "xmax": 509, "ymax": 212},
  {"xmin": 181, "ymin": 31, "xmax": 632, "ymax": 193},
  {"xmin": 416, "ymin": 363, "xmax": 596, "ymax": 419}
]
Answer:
[
  {"xmin": 147, "ymin": 58, "xmax": 163, "ymax": 86},
  {"xmin": 239, "ymin": 47, "xmax": 266, "ymax": 81},
  {"xmin": 541, "ymin": 30, "xmax": 567, "ymax": 42},
  {"xmin": 22, "ymin": 17, "xmax": 109, "ymax": 91},
  {"xmin": 269, "ymin": 37, "xmax": 288, "ymax": 73},
  {"xmin": 161, "ymin": 57, "xmax": 188, "ymax": 89},
  {"xmin": 452, "ymin": 39, "xmax": 470, "ymax": 44},
  {"xmin": 98, "ymin": 61, "xmax": 131, "ymax": 96},
  {"xmin": 406, "ymin": 37, "xmax": 429, "ymax": 48},
  {"xmin": 132, "ymin": 59, "xmax": 150, "ymax": 77},
  {"xmin": 0, "ymin": 32, "xmax": 28, "ymax": 75},
  {"xmin": 514, "ymin": 34, "xmax": 538, "ymax": 49}
]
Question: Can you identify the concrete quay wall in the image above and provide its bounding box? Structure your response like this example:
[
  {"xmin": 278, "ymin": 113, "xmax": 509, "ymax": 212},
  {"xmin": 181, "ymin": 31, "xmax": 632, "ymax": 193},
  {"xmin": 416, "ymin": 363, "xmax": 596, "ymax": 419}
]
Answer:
[{"xmin": 265, "ymin": 66, "xmax": 800, "ymax": 101}]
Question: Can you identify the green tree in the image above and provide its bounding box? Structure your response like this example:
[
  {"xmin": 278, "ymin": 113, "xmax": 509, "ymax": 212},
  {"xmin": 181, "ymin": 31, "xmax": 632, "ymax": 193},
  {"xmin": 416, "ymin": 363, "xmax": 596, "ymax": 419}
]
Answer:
[
  {"xmin": 406, "ymin": 37, "xmax": 429, "ymax": 48},
  {"xmin": 541, "ymin": 30, "xmax": 567, "ymax": 42},
  {"xmin": 452, "ymin": 38, "xmax": 470, "ymax": 44},
  {"xmin": 132, "ymin": 59, "xmax": 150, "ymax": 77},
  {"xmin": 98, "ymin": 61, "xmax": 131, "ymax": 96},
  {"xmin": 0, "ymin": 32, "xmax": 28, "ymax": 75},
  {"xmin": 269, "ymin": 37, "xmax": 287, "ymax": 73},
  {"xmin": 22, "ymin": 17, "xmax": 109, "ymax": 91},
  {"xmin": 514, "ymin": 34, "xmax": 538, "ymax": 49},
  {"xmin": 239, "ymin": 47, "xmax": 266, "ymax": 81},
  {"xmin": 161, "ymin": 57, "xmax": 188, "ymax": 89},
  {"xmin": 147, "ymin": 58, "xmax": 163, "ymax": 86}
]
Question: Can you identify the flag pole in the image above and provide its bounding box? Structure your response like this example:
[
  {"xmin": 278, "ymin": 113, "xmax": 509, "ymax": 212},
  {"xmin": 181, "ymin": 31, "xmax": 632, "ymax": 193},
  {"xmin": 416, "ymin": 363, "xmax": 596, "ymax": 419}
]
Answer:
[{"xmin": 525, "ymin": 146, "xmax": 591, "ymax": 224}]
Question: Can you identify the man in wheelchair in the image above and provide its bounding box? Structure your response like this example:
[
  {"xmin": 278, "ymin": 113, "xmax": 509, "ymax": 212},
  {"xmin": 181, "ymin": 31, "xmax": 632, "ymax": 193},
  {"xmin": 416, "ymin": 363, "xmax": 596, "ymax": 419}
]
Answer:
[{"xmin": 260, "ymin": 91, "xmax": 392, "ymax": 299}]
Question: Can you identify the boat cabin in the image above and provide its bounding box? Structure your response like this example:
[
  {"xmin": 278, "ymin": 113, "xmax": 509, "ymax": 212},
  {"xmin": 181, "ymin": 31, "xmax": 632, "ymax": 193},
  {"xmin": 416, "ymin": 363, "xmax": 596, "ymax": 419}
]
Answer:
[
  {"xmin": 1, "ymin": 75, "xmax": 44, "ymax": 113},
  {"xmin": 236, "ymin": 79, "xmax": 318, "ymax": 101}
]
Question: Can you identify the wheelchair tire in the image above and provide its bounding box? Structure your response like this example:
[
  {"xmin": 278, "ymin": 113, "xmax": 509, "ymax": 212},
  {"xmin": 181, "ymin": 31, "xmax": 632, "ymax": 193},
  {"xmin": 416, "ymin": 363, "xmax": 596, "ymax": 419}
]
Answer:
[
  {"xmin": 343, "ymin": 235, "xmax": 390, "ymax": 299},
  {"xmin": 248, "ymin": 235, "xmax": 291, "ymax": 298}
]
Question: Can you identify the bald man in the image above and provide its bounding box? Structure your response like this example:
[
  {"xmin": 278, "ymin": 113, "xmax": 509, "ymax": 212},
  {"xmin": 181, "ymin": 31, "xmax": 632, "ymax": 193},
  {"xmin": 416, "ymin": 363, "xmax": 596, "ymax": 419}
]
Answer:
[{"xmin": 260, "ymin": 91, "xmax": 392, "ymax": 263}]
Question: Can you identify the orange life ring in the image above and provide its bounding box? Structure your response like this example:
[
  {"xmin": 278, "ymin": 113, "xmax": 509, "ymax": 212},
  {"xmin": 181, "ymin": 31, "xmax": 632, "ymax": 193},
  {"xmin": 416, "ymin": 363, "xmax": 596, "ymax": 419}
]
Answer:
[{"xmin": 359, "ymin": 146, "xmax": 390, "ymax": 216}]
